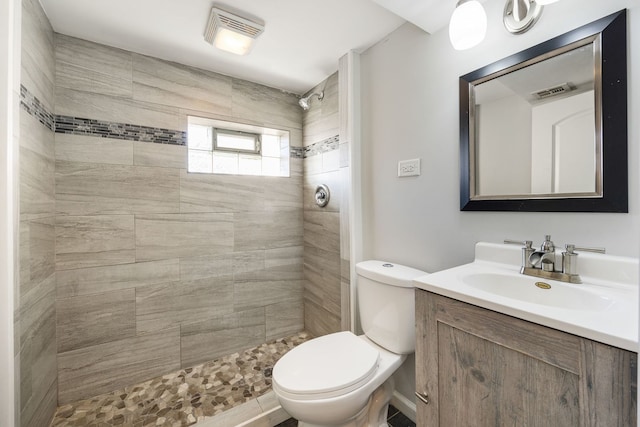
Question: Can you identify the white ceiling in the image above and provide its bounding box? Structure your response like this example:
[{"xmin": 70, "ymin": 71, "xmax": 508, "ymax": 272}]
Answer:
[{"xmin": 38, "ymin": 0, "xmax": 420, "ymax": 95}]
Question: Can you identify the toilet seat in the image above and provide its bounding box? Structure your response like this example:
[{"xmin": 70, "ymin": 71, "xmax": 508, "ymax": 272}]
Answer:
[{"xmin": 273, "ymin": 331, "xmax": 379, "ymax": 400}]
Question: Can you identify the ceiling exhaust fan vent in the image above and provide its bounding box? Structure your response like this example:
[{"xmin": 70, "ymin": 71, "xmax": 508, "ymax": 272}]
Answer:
[
  {"xmin": 204, "ymin": 7, "xmax": 264, "ymax": 44},
  {"xmin": 532, "ymin": 83, "xmax": 574, "ymax": 100}
]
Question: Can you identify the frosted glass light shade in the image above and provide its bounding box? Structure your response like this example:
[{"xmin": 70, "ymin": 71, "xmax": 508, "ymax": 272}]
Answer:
[
  {"xmin": 213, "ymin": 28, "xmax": 254, "ymax": 55},
  {"xmin": 449, "ymin": 0, "xmax": 488, "ymax": 50}
]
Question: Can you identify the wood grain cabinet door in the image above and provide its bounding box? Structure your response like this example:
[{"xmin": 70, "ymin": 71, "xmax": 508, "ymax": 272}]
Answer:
[{"xmin": 415, "ymin": 290, "xmax": 637, "ymax": 427}]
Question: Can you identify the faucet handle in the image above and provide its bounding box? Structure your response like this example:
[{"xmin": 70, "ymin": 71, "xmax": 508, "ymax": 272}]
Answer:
[
  {"xmin": 564, "ymin": 244, "xmax": 606, "ymax": 254},
  {"xmin": 505, "ymin": 240, "xmax": 534, "ymax": 268},
  {"xmin": 504, "ymin": 239, "xmax": 533, "ymax": 248}
]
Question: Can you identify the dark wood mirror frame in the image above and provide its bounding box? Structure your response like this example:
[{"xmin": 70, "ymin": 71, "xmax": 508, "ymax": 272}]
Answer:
[{"xmin": 460, "ymin": 10, "xmax": 627, "ymax": 212}]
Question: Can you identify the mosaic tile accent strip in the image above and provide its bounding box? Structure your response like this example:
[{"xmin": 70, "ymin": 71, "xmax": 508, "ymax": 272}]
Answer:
[
  {"xmin": 20, "ymin": 85, "xmax": 305, "ymax": 157},
  {"xmin": 303, "ymin": 135, "xmax": 339, "ymax": 158},
  {"xmin": 20, "ymin": 84, "xmax": 55, "ymax": 131},
  {"xmin": 290, "ymin": 146, "xmax": 305, "ymax": 159},
  {"xmin": 51, "ymin": 331, "xmax": 311, "ymax": 427},
  {"xmin": 55, "ymin": 115, "xmax": 187, "ymax": 146}
]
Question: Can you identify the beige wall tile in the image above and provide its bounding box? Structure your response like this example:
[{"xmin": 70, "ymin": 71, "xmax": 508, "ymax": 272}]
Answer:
[
  {"xmin": 303, "ymin": 210, "xmax": 341, "ymax": 253},
  {"xmin": 303, "ymin": 154, "xmax": 322, "ymax": 176},
  {"xmin": 20, "ymin": 111, "xmax": 54, "ymax": 159},
  {"xmin": 265, "ymin": 246, "xmax": 303, "ymax": 272},
  {"xmin": 289, "ymin": 128, "xmax": 303, "ymax": 148},
  {"xmin": 20, "ymin": 218, "xmax": 55, "ymax": 297},
  {"xmin": 55, "ymin": 214, "xmax": 136, "ymax": 270},
  {"xmin": 179, "ymin": 170, "xmax": 265, "ymax": 213},
  {"xmin": 233, "ymin": 251, "xmax": 265, "ymax": 277},
  {"xmin": 322, "ymin": 149, "xmax": 340, "ymax": 173},
  {"xmin": 134, "ymin": 141, "xmax": 186, "ymax": 169},
  {"xmin": 20, "ymin": 146, "xmax": 55, "ymax": 218},
  {"xmin": 304, "ymin": 244, "xmax": 341, "ymax": 318},
  {"xmin": 21, "ymin": 0, "xmax": 55, "ymax": 110},
  {"xmin": 20, "ymin": 2, "xmax": 57, "ymax": 424},
  {"xmin": 57, "ymin": 328, "xmax": 181, "ymax": 404},
  {"xmin": 135, "ymin": 213, "xmax": 233, "ymax": 261},
  {"xmin": 56, "ymin": 259, "xmax": 180, "ymax": 298},
  {"xmin": 302, "ymin": 73, "xmax": 339, "ymax": 146},
  {"xmin": 20, "ymin": 342, "xmax": 57, "ymax": 427},
  {"xmin": 20, "ymin": 111, "xmax": 55, "ymax": 219},
  {"xmin": 290, "ymin": 157, "xmax": 303, "ymax": 177},
  {"xmin": 234, "ymin": 209, "xmax": 302, "ymax": 252},
  {"xmin": 42, "ymin": 28, "xmax": 314, "ymax": 408},
  {"xmin": 234, "ymin": 272, "xmax": 304, "ymax": 313},
  {"xmin": 304, "ymin": 299, "xmax": 341, "ymax": 337},
  {"xmin": 55, "ymin": 133, "xmax": 134, "ymax": 165},
  {"xmin": 231, "ymin": 78, "xmax": 301, "ymax": 130},
  {"xmin": 266, "ymin": 300, "xmax": 304, "ymax": 341},
  {"xmin": 341, "ymin": 280, "xmax": 351, "ymax": 332},
  {"xmin": 181, "ymin": 308, "xmax": 265, "ymax": 366},
  {"xmin": 55, "ymin": 86, "xmax": 185, "ymax": 131},
  {"xmin": 19, "ymin": 276, "xmax": 57, "ymax": 426},
  {"xmin": 55, "ymin": 160, "xmax": 180, "ymax": 215},
  {"xmin": 133, "ymin": 53, "xmax": 232, "ymax": 114},
  {"xmin": 56, "ymin": 289, "xmax": 136, "ymax": 353},
  {"xmin": 263, "ymin": 175, "xmax": 303, "ymax": 211},
  {"xmin": 179, "ymin": 254, "xmax": 232, "ymax": 282},
  {"xmin": 19, "ymin": 275, "xmax": 56, "ymax": 367},
  {"xmin": 55, "ymin": 34, "xmax": 133, "ymax": 98},
  {"xmin": 136, "ymin": 277, "xmax": 234, "ymax": 334}
]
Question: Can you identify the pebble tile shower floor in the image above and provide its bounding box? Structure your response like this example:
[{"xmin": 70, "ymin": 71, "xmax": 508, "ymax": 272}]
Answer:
[{"xmin": 50, "ymin": 332, "xmax": 311, "ymax": 426}]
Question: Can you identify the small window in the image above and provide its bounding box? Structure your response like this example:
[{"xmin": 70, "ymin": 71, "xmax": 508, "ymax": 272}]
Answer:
[
  {"xmin": 187, "ymin": 116, "xmax": 290, "ymax": 177},
  {"xmin": 214, "ymin": 129, "xmax": 261, "ymax": 154}
]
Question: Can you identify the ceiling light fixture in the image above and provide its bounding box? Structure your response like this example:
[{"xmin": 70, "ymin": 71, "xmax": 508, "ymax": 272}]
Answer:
[
  {"xmin": 449, "ymin": 0, "xmax": 488, "ymax": 50},
  {"xmin": 204, "ymin": 7, "xmax": 264, "ymax": 55}
]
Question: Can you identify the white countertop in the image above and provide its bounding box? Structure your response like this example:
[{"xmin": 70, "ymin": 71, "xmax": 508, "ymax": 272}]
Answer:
[{"xmin": 413, "ymin": 242, "xmax": 638, "ymax": 352}]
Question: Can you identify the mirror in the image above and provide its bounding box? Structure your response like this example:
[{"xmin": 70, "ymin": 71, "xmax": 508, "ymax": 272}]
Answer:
[{"xmin": 459, "ymin": 10, "xmax": 627, "ymax": 212}]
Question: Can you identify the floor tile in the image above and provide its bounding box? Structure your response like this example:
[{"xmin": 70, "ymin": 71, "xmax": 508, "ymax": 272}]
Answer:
[{"xmin": 51, "ymin": 332, "xmax": 310, "ymax": 426}]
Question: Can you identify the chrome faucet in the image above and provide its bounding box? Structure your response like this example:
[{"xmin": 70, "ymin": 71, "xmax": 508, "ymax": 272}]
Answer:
[
  {"xmin": 529, "ymin": 235, "xmax": 555, "ymax": 272},
  {"xmin": 505, "ymin": 235, "xmax": 605, "ymax": 284}
]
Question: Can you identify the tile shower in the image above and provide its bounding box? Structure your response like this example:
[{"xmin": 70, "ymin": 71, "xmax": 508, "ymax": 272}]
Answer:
[{"xmin": 18, "ymin": 0, "xmax": 348, "ymax": 425}]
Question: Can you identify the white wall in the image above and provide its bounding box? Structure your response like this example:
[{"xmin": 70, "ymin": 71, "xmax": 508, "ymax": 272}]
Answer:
[
  {"xmin": 0, "ymin": 0, "xmax": 20, "ymax": 424},
  {"xmin": 360, "ymin": 0, "xmax": 638, "ymax": 408},
  {"xmin": 361, "ymin": 0, "xmax": 639, "ymax": 270}
]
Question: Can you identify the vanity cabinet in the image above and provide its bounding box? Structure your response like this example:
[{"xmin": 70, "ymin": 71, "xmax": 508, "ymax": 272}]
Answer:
[{"xmin": 415, "ymin": 290, "xmax": 637, "ymax": 426}]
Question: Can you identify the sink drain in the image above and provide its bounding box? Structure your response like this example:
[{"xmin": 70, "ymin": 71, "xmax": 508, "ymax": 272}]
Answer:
[{"xmin": 535, "ymin": 281, "xmax": 551, "ymax": 289}]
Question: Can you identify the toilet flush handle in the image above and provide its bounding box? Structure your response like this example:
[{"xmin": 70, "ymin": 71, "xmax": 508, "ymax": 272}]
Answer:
[{"xmin": 415, "ymin": 391, "xmax": 430, "ymax": 405}]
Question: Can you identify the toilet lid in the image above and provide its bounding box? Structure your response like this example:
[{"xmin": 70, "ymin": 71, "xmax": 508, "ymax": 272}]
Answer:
[{"xmin": 273, "ymin": 331, "xmax": 379, "ymax": 399}]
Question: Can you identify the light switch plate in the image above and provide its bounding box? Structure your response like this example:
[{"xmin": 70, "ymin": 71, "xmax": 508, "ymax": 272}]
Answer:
[{"xmin": 398, "ymin": 158, "xmax": 421, "ymax": 177}]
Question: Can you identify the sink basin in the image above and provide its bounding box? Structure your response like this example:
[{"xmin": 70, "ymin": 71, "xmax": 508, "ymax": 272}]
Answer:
[
  {"xmin": 412, "ymin": 242, "xmax": 639, "ymax": 352},
  {"xmin": 461, "ymin": 272, "xmax": 616, "ymax": 311}
]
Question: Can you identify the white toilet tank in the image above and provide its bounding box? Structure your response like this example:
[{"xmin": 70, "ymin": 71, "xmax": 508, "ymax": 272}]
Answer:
[{"xmin": 356, "ymin": 261, "xmax": 427, "ymax": 355}]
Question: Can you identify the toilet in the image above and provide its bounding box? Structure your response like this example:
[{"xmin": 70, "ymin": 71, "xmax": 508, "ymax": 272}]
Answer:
[{"xmin": 272, "ymin": 260, "xmax": 427, "ymax": 427}]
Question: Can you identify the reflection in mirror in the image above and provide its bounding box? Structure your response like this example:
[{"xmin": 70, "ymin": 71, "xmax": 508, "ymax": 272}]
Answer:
[
  {"xmin": 473, "ymin": 41, "xmax": 599, "ymax": 197},
  {"xmin": 460, "ymin": 10, "xmax": 627, "ymax": 212}
]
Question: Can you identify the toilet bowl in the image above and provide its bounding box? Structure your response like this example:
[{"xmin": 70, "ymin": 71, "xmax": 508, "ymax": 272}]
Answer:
[
  {"xmin": 273, "ymin": 332, "xmax": 404, "ymax": 426},
  {"xmin": 272, "ymin": 261, "xmax": 427, "ymax": 427}
]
